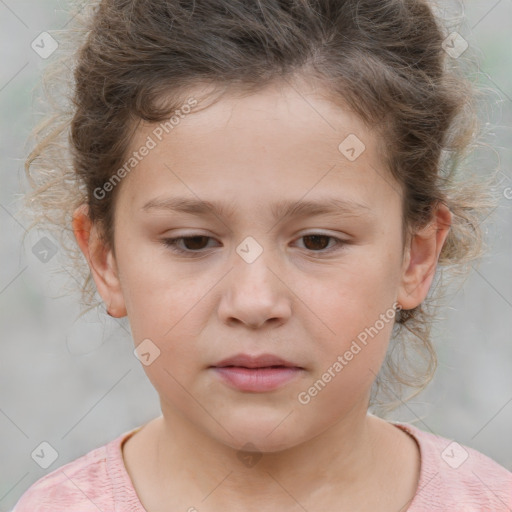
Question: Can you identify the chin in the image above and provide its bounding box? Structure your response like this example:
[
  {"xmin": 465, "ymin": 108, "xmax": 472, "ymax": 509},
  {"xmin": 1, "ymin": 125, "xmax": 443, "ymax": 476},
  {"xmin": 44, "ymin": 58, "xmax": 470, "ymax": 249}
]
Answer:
[{"xmin": 210, "ymin": 415, "xmax": 310, "ymax": 454}]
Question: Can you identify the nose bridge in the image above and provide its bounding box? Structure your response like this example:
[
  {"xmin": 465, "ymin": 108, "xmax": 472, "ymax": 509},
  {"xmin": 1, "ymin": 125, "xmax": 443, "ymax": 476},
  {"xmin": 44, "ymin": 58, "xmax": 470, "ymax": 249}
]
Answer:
[
  {"xmin": 217, "ymin": 235, "xmax": 291, "ymax": 328},
  {"xmin": 233, "ymin": 234, "xmax": 279, "ymax": 295}
]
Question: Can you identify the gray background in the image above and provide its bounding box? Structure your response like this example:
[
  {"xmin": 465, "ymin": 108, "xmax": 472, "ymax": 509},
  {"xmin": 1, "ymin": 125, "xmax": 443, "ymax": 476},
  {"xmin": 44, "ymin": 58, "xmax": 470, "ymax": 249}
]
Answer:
[{"xmin": 1, "ymin": 0, "xmax": 511, "ymax": 509}]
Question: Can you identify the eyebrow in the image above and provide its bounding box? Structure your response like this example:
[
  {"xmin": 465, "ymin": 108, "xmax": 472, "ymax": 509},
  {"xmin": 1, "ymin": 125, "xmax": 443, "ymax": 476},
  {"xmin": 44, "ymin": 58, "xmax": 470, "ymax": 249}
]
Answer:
[{"xmin": 141, "ymin": 196, "xmax": 373, "ymax": 221}]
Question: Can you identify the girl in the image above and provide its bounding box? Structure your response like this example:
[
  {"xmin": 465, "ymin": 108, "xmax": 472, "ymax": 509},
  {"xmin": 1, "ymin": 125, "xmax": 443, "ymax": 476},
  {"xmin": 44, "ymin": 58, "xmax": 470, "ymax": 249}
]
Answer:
[{"xmin": 14, "ymin": 0, "xmax": 512, "ymax": 510}]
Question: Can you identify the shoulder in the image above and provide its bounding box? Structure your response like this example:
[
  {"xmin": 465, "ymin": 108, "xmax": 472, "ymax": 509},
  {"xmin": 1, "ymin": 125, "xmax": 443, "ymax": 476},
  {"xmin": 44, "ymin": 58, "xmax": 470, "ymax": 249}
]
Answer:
[
  {"xmin": 393, "ymin": 422, "xmax": 512, "ymax": 511},
  {"xmin": 12, "ymin": 428, "xmax": 139, "ymax": 512}
]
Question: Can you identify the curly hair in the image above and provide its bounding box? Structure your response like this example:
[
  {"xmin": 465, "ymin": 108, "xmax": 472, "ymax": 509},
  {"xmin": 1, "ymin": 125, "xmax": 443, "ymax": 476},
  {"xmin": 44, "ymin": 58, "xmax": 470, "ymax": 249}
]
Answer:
[{"xmin": 23, "ymin": 0, "xmax": 496, "ymax": 415}]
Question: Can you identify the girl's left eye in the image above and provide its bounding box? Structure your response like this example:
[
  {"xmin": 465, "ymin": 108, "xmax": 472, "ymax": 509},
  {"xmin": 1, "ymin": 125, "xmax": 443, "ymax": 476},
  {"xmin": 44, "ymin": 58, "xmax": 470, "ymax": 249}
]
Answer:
[
  {"xmin": 296, "ymin": 234, "xmax": 344, "ymax": 252},
  {"xmin": 161, "ymin": 234, "xmax": 346, "ymax": 256}
]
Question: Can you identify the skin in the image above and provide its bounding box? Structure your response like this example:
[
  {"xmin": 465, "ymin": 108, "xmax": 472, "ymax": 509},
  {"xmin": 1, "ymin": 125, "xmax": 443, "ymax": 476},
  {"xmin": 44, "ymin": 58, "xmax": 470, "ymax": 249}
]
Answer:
[{"xmin": 73, "ymin": 79, "xmax": 451, "ymax": 511}]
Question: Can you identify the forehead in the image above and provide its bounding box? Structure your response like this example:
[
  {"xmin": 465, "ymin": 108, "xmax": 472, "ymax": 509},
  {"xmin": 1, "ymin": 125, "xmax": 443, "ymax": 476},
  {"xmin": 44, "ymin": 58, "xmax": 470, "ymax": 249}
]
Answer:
[
  {"xmin": 118, "ymin": 82, "xmax": 401, "ymax": 217},
  {"xmin": 132, "ymin": 80, "xmax": 382, "ymax": 158}
]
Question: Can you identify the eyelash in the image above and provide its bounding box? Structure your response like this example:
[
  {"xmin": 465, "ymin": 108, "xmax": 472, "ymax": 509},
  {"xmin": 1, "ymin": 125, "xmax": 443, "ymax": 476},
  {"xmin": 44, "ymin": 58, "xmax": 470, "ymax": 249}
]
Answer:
[{"xmin": 161, "ymin": 234, "xmax": 347, "ymax": 256}]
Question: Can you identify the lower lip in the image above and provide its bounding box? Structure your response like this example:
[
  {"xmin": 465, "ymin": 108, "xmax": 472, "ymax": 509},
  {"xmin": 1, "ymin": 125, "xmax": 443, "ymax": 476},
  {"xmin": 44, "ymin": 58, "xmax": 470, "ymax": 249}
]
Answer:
[{"xmin": 211, "ymin": 366, "xmax": 303, "ymax": 392}]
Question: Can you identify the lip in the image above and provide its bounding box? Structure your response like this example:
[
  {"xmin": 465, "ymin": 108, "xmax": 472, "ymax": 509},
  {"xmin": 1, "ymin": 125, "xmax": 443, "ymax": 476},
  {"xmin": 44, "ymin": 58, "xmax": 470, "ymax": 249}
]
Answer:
[
  {"xmin": 212, "ymin": 353, "xmax": 302, "ymax": 369},
  {"xmin": 210, "ymin": 353, "xmax": 304, "ymax": 392}
]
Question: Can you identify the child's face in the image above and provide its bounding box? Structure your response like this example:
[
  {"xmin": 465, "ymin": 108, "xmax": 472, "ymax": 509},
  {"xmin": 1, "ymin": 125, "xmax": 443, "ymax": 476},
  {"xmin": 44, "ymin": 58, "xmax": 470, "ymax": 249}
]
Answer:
[{"xmin": 78, "ymin": 82, "xmax": 447, "ymax": 452}]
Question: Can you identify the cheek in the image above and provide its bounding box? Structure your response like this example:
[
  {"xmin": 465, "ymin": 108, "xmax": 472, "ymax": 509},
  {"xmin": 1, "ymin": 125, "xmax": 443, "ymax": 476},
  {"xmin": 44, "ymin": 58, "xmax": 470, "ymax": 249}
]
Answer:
[
  {"xmin": 303, "ymin": 247, "xmax": 401, "ymax": 333},
  {"xmin": 117, "ymin": 247, "xmax": 216, "ymax": 400},
  {"xmin": 116, "ymin": 240, "xmax": 205, "ymax": 338},
  {"xmin": 296, "ymin": 310, "xmax": 396, "ymax": 418},
  {"xmin": 297, "ymin": 248, "xmax": 401, "ymax": 386}
]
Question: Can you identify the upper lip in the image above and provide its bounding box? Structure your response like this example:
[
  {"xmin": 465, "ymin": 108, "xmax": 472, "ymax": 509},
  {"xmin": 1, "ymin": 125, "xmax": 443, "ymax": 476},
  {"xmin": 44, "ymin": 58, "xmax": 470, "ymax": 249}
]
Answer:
[{"xmin": 211, "ymin": 353, "xmax": 302, "ymax": 369}]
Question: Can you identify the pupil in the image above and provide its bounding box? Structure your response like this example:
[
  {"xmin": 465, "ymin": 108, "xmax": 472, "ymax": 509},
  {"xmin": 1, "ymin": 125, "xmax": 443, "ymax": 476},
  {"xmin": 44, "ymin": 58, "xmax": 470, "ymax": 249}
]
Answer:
[
  {"xmin": 304, "ymin": 235, "xmax": 329, "ymax": 251},
  {"xmin": 185, "ymin": 236, "xmax": 209, "ymax": 250}
]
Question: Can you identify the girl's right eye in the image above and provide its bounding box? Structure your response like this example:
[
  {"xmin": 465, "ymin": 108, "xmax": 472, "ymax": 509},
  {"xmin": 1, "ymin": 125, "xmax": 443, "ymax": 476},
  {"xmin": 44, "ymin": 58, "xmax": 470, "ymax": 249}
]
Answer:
[{"xmin": 161, "ymin": 236, "xmax": 219, "ymax": 255}]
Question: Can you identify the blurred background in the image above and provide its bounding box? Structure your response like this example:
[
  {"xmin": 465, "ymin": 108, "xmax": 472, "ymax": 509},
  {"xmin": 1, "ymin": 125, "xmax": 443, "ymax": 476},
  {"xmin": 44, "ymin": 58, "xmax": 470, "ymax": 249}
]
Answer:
[{"xmin": 0, "ymin": 0, "xmax": 511, "ymax": 509}]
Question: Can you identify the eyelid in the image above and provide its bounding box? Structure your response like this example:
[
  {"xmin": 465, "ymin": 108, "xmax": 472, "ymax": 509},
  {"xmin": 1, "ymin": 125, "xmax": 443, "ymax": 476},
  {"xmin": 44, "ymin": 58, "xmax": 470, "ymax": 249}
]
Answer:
[
  {"xmin": 161, "ymin": 234, "xmax": 219, "ymax": 255},
  {"xmin": 294, "ymin": 233, "xmax": 348, "ymax": 253}
]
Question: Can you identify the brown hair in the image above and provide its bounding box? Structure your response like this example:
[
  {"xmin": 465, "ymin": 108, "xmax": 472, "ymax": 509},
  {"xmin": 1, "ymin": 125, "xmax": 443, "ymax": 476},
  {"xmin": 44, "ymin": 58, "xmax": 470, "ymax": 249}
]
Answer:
[{"xmin": 24, "ymin": 0, "xmax": 495, "ymax": 415}]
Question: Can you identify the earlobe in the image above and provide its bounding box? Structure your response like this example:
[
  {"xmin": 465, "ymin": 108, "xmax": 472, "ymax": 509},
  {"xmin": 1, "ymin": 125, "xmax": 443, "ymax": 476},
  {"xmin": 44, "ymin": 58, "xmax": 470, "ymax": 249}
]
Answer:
[
  {"xmin": 397, "ymin": 203, "xmax": 452, "ymax": 310},
  {"xmin": 72, "ymin": 204, "xmax": 127, "ymax": 318}
]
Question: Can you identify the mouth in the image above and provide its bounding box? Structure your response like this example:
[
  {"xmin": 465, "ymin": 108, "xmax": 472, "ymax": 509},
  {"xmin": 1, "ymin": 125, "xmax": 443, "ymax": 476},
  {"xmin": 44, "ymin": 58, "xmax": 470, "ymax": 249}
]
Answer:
[
  {"xmin": 211, "ymin": 353, "xmax": 303, "ymax": 370},
  {"xmin": 210, "ymin": 353, "xmax": 304, "ymax": 392}
]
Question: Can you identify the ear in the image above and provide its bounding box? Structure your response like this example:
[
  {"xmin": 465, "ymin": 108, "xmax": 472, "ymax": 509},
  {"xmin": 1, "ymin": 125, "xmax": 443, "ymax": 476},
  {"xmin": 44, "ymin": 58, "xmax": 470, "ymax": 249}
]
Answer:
[
  {"xmin": 72, "ymin": 204, "xmax": 127, "ymax": 318},
  {"xmin": 397, "ymin": 203, "xmax": 452, "ymax": 310}
]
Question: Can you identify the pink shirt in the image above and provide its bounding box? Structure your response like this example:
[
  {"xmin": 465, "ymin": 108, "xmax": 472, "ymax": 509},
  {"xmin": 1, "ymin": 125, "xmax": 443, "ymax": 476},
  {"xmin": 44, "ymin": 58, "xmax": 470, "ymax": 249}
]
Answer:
[{"xmin": 12, "ymin": 422, "xmax": 512, "ymax": 511}]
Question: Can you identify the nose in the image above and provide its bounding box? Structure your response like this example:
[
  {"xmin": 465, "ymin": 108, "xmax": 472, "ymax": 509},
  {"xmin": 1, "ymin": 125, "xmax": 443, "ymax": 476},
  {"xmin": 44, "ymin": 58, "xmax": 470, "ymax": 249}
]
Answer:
[{"xmin": 217, "ymin": 246, "xmax": 292, "ymax": 329}]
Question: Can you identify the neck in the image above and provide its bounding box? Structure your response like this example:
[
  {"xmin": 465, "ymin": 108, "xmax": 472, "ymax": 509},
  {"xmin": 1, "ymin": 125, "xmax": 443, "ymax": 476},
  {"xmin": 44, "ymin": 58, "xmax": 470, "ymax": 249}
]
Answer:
[{"xmin": 153, "ymin": 402, "xmax": 381, "ymax": 510}]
